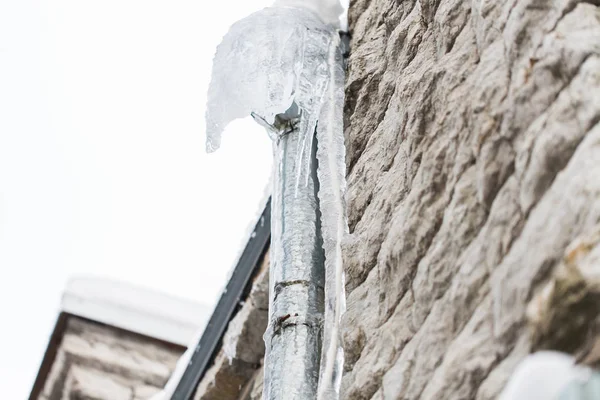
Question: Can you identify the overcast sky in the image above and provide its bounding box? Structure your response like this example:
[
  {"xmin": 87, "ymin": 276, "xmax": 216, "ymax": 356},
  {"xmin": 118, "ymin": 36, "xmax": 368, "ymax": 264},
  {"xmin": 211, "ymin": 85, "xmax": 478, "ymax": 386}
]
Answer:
[{"xmin": 0, "ymin": 1, "xmax": 277, "ymax": 397}]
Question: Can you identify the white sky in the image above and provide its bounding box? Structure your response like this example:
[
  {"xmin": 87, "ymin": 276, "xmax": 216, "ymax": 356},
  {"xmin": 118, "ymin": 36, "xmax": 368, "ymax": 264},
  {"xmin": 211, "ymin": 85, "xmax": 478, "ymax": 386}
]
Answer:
[{"xmin": 0, "ymin": 1, "xmax": 276, "ymax": 398}]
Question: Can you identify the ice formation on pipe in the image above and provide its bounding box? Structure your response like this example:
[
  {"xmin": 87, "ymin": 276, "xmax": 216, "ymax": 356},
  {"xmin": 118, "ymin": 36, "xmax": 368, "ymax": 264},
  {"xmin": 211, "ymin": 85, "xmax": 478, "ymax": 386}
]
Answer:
[
  {"xmin": 205, "ymin": 3, "xmax": 347, "ymax": 399},
  {"xmin": 206, "ymin": 7, "xmax": 329, "ymax": 155}
]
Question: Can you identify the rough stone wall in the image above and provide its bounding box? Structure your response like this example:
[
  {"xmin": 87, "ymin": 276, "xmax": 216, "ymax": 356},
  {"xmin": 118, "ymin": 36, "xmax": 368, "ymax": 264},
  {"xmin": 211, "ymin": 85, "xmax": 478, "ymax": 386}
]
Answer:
[
  {"xmin": 341, "ymin": 0, "xmax": 600, "ymax": 399},
  {"xmin": 37, "ymin": 317, "xmax": 183, "ymax": 400}
]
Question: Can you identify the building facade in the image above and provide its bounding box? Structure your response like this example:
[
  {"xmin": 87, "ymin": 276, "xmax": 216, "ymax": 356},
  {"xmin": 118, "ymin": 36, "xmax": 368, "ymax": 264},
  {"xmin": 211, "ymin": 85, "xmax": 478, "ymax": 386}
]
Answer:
[{"xmin": 30, "ymin": 277, "xmax": 208, "ymax": 400}]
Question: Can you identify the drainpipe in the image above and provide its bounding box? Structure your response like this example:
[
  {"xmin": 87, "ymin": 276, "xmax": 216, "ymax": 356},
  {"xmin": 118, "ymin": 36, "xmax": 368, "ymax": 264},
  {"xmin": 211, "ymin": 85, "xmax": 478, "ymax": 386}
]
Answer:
[{"xmin": 262, "ymin": 114, "xmax": 325, "ymax": 400}]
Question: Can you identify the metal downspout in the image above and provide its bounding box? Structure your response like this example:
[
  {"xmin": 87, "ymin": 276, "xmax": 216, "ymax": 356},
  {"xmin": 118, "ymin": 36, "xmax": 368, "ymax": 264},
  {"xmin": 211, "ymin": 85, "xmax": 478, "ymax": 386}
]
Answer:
[{"xmin": 263, "ymin": 126, "xmax": 325, "ymax": 400}]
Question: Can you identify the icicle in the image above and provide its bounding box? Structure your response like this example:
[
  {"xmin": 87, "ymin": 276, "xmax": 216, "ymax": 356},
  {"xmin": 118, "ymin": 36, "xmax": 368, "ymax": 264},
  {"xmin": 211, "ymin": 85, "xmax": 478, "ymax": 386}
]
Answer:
[{"xmin": 315, "ymin": 32, "xmax": 347, "ymax": 400}]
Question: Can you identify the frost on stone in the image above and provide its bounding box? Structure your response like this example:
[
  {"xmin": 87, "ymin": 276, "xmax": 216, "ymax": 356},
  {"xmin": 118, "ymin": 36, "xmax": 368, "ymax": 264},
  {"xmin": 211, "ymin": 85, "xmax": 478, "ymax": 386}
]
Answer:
[{"xmin": 206, "ymin": 4, "xmax": 347, "ymax": 399}]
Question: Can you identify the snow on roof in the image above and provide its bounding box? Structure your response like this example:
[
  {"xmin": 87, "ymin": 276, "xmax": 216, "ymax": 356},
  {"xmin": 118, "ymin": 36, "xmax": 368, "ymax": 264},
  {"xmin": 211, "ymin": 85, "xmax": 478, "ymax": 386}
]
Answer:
[
  {"xmin": 273, "ymin": 0, "xmax": 344, "ymax": 27},
  {"xmin": 61, "ymin": 276, "xmax": 209, "ymax": 346}
]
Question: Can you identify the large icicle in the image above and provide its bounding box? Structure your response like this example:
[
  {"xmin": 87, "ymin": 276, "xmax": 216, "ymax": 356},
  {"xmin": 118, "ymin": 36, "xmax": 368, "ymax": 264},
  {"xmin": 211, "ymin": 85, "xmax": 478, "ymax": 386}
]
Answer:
[{"xmin": 315, "ymin": 32, "xmax": 347, "ymax": 400}]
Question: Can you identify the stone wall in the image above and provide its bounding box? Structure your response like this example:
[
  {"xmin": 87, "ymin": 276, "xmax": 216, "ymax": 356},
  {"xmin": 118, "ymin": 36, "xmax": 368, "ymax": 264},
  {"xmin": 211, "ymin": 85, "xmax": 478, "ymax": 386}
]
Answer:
[
  {"xmin": 36, "ymin": 317, "xmax": 183, "ymax": 400},
  {"xmin": 341, "ymin": 0, "xmax": 600, "ymax": 399}
]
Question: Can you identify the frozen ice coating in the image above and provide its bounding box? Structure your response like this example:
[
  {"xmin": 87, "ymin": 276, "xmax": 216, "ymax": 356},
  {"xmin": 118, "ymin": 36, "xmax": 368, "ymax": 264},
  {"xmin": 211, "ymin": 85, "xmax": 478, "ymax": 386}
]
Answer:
[
  {"xmin": 205, "ymin": 4, "xmax": 347, "ymax": 400},
  {"xmin": 205, "ymin": 6, "xmax": 334, "ymax": 153}
]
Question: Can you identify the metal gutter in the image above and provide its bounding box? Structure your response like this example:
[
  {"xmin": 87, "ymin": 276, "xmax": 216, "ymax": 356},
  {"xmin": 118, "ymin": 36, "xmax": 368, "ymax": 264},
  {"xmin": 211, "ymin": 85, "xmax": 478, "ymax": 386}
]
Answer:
[{"xmin": 171, "ymin": 198, "xmax": 272, "ymax": 400}]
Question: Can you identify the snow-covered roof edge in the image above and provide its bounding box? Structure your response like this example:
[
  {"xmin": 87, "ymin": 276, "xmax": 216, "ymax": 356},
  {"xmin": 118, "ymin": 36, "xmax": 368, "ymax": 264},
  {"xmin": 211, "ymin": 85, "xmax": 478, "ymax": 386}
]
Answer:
[{"xmin": 61, "ymin": 276, "xmax": 209, "ymax": 346}]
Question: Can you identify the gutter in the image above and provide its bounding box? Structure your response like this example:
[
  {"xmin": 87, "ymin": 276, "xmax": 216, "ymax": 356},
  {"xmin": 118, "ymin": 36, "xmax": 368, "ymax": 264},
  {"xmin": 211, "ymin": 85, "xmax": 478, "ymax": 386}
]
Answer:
[{"xmin": 171, "ymin": 198, "xmax": 272, "ymax": 400}]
